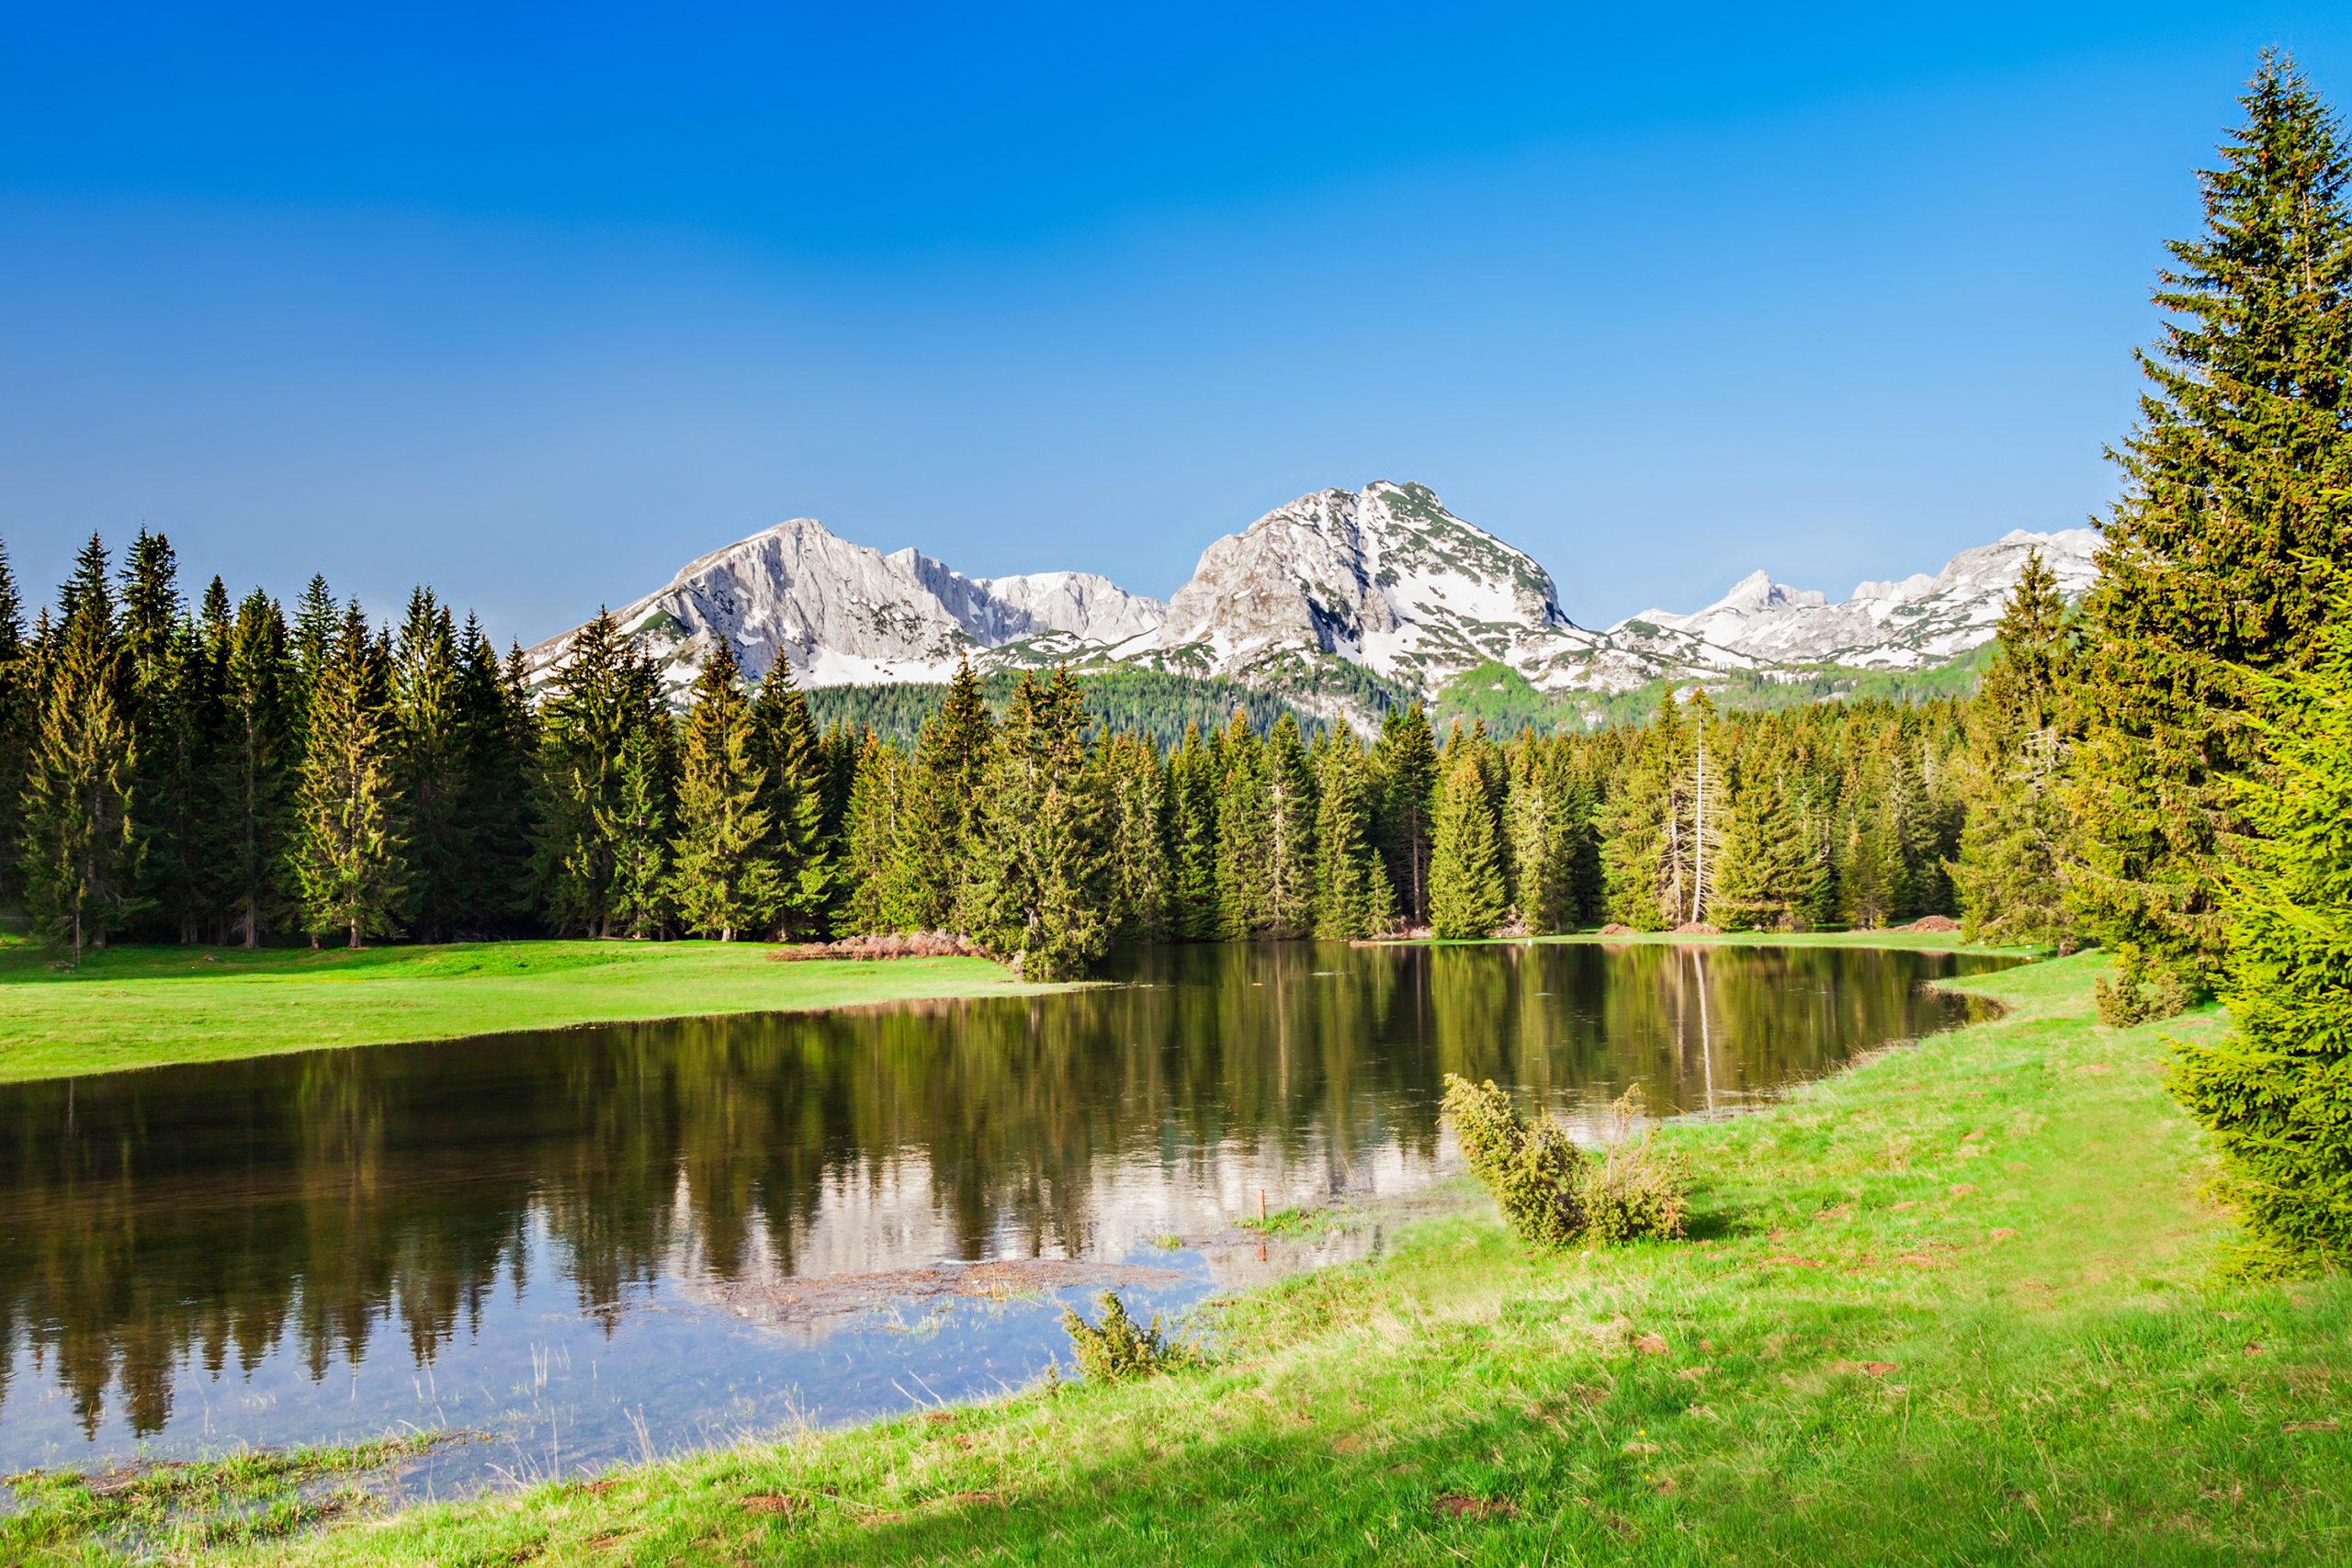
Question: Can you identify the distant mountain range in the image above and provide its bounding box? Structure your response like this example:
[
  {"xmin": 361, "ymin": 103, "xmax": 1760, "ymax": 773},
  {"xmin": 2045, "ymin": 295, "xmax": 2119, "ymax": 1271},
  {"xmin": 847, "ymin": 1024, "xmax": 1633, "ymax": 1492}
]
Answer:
[{"xmin": 525, "ymin": 481, "xmax": 2099, "ymax": 720}]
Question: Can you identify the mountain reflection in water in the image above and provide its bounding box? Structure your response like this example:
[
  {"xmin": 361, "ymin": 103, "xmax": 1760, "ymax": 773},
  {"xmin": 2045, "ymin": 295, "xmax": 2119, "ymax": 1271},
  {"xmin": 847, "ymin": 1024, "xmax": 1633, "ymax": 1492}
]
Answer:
[{"xmin": 0, "ymin": 940, "xmax": 2007, "ymax": 1485}]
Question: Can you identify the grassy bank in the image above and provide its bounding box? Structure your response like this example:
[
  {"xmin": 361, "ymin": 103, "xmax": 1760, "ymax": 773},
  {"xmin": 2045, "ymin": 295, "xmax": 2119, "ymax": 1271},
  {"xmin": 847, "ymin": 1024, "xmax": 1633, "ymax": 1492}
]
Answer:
[
  {"xmin": 95, "ymin": 947, "xmax": 2346, "ymax": 1566},
  {"xmin": 0, "ymin": 939, "xmax": 1055, "ymax": 1084}
]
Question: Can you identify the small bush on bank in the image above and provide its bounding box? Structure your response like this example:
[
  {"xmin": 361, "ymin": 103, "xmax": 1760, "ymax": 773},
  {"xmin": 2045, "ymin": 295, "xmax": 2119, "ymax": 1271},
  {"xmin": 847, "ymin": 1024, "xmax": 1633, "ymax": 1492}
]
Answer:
[
  {"xmin": 1577, "ymin": 1087, "xmax": 1690, "ymax": 1243},
  {"xmin": 1442, "ymin": 1075, "xmax": 1588, "ymax": 1247},
  {"xmin": 2095, "ymin": 961, "xmax": 2195, "ymax": 1028},
  {"xmin": 1060, "ymin": 1292, "xmax": 1200, "ymax": 1383},
  {"xmin": 1444, "ymin": 1076, "xmax": 1691, "ymax": 1250}
]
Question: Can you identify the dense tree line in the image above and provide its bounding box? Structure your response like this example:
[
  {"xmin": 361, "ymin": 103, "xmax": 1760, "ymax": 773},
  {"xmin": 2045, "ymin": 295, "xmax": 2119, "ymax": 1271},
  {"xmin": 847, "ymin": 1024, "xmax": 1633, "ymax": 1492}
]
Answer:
[{"xmin": 0, "ymin": 526, "xmax": 1975, "ymax": 980}]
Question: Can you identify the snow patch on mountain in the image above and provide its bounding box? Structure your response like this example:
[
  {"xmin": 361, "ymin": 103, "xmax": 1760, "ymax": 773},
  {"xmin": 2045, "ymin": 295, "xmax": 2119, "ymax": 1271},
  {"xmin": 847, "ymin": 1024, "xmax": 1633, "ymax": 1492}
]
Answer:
[{"xmin": 1125, "ymin": 480, "xmax": 1605, "ymax": 689}]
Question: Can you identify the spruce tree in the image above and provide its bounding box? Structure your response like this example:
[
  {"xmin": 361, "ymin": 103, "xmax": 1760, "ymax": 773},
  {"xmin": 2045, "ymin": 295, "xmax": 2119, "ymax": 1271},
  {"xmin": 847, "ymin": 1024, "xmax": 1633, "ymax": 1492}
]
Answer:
[
  {"xmin": 1505, "ymin": 735, "xmax": 1578, "ymax": 934},
  {"xmin": 213, "ymin": 591, "xmax": 296, "ymax": 947},
  {"xmin": 752, "ymin": 659, "xmax": 832, "ymax": 939},
  {"xmin": 0, "ymin": 540, "xmax": 32, "ymax": 908},
  {"xmin": 1311, "ymin": 723, "xmax": 1394, "ymax": 939},
  {"xmin": 19, "ymin": 591, "xmax": 138, "ymax": 962},
  {"xmin": 119, "ymin": 530, "xmax": 208, "ymax": 940},
  {"xmin": 1164, "ymin": 721, "xmax": 1221, "ymax": 941},
  {"xmin": 1713, "ymin": 768, "xmax": 1819, "ymax": 931},
  {"xmin": 1213, "ymin": 711, "xmax": 1271, "ymax": 936},
  {"xmin": 1429, "ymin": 750, "xmax": 1507, "ymax": 939},
  {"xmin": 601, "ymin": 723, "xmax": 673, "ymax": 939},
  {"xmin": 889, "ymin": 654, "xmax": 994, "ymax": 928},
  {"xmin": 531, "ymin": 609, "xmax": 650, "ymax": 937},
  {"xmin": 2071, "ymin": 54, "xmax": 2352, "ymax": 998},
  {"xmin": 958, "ymin": 669, "xmax": 1108, "ymax": 978},
  {"xmin": 1953, "ymin": 549, "xmax": 2079, "ymax": 945},
  {"xmin": 666, "ymin": 643, "xmax": 782, "ymax": 941},
  {"xmin": 1098, "ymin": 729, "xmax": 1170, "ymax": 942},
  {"xmin": 452, "ymin": 617, "xmax": 532, "ymax": 931},
  {"xmin": 2171, "ymin": 611, "xmax": 2352, "ymax": 1268},
  {"xmin": 1601, "ymin": 691, "xmax": 1687, "ymax": 930},
  {"xmin": 288, "ymin": 605, "xmax": 408, "ymax": 948},
  {"xmin": 839, "ymin": 733, "xmax": 910, "ymax": 934},
  {"xmin": 389, "ymin": 589, "xmax": 470, "ymax": 939},
  {"xmin": 1372, "ymin": 704, "xmax": 1440, "ymax": 924},
  {"xmin": 1261, "ymin": 714, "xmax": 1317, "ymax": 936}
]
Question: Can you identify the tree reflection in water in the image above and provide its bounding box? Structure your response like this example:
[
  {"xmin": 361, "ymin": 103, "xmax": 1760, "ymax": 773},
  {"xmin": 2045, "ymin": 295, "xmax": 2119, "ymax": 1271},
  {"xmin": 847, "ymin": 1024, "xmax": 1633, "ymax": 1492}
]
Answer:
[{"xmin": 0, "ymin": 941, "xmax": 2001, "ymax": 1454}]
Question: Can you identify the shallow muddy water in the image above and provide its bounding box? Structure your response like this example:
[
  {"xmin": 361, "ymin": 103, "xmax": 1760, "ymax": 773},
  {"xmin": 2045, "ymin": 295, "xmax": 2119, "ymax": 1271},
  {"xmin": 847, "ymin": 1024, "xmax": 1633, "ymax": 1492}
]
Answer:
[{"xmin": 0, "ymin": 940, "xmax": 2007, "ymax": 1493}]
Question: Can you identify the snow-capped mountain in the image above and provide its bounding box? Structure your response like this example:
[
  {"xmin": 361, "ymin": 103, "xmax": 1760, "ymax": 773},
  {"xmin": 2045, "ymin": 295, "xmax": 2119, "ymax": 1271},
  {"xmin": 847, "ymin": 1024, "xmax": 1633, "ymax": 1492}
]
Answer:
[
  {"xmin": 1610, "ymin": 527, "xmax": 2101, "ymax": 672},
  {"xmin": 524, "ymin": 488, "xmax": 2102, "ymax": 712},
  {"xmin": 522, "ymin": 516, "xmax": 1167, "ymax": 699},
  {"xmin": 1115, "ymin": 481, "xmax": 1604, "ymax": 687}
]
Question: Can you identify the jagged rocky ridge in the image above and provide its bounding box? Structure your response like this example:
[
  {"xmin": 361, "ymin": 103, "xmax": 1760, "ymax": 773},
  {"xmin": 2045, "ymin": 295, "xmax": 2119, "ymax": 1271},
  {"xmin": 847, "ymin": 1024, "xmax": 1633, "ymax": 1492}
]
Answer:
[{"xmin": 526, "ymin": 482, "xmax": 2099, "ymax": 710}]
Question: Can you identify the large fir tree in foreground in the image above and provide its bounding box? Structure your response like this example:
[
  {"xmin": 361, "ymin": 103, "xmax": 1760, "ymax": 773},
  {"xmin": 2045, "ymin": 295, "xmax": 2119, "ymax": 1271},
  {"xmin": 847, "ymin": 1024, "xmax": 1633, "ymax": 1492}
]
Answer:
[
  {"xmin": 2171, "ymin": 610, "xmax": 2352, "ymax": 1269},
  {"xmin": 2070, "ymin": 52, "xmax": 2352, "ymax": 1003}
]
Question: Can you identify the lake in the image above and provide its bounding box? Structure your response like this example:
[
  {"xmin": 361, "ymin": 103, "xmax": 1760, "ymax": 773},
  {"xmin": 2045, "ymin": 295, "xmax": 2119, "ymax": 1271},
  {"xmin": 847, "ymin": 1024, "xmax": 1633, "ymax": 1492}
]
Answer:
[{"xmin": 0, "ymin": 940, "xmax": 2007, "ymax": 1493}]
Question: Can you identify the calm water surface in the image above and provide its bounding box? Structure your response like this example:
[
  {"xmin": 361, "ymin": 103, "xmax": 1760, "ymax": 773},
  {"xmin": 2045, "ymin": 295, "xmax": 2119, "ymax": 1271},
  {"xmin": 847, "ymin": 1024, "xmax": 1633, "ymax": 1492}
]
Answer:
[{"xmin": 0, "ymin": 941, "xmax": 2007, "ymax": 1491}]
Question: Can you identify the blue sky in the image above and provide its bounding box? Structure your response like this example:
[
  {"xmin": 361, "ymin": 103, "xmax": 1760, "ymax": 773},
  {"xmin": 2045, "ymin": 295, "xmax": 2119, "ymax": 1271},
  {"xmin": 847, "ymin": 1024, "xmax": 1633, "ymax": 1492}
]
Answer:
[{"xmin": 4, "ymin": 3, "xmax": 2348, "ymax": 640}]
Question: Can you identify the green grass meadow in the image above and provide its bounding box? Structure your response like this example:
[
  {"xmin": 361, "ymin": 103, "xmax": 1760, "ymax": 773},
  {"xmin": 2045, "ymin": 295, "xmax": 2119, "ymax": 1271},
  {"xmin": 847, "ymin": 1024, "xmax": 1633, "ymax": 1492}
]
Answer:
[{"xmin": 0, "ymin": 937, "xmax": 1055, "ymax": 1083}]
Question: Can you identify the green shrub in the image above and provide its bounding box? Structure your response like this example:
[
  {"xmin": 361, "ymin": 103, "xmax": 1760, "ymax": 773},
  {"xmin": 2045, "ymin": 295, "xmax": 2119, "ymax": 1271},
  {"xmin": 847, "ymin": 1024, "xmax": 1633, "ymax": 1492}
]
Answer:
[
  {"xmin": 1059, "ymin": 1292, "xmax": 1200, "ymax": 1383},
  {"xmin": 2096, "ymin": 960, "xmax": 2195, "ymax": 1028},
  {"xmin": 1577, "ymin": 1087, "xmax": 1689, "ymax": 1243},
  {"xmin": 1442, "ymin": 1074, "xmax": 1587, "ymax": 1248}
]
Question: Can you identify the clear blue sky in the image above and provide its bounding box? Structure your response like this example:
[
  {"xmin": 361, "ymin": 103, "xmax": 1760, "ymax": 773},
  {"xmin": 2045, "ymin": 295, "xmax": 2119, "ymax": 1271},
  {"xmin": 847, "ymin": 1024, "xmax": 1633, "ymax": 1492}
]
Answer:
[{"xmin": 4, "ymin": 3, "xmax": 2348, "ymax": 640}]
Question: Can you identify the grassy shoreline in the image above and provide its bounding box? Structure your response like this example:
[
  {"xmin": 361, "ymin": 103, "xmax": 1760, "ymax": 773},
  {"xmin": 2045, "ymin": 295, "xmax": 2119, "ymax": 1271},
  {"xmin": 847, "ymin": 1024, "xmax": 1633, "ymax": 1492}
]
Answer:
[
  {"xmin": 0, "ymin": 938, "xmax": 1060, "ymax": 1084},
  {"xmin": 0, "ymin": 928, "xmax": 2007, "ymax": 1087},
  {"xmin": 56, "ymin": 944, "xmax": 2342, "ymax": 1566}
]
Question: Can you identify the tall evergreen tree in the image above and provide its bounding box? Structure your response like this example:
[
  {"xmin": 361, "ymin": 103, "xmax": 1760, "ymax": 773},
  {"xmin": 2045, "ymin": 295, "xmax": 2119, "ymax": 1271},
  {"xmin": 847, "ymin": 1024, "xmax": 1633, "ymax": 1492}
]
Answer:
[
  {"xmin": 1261, "ymin": 714, "xmax": 1317, "ymax": 936},
  {"xmin": 1713, "ymin": 767, "xmax": 1819, "ymax": 931},
  {"xmin": 1213, "ymin": 711, "xmax": 1272, "ymax": 936},
  {"xmin": 0, "ymin": 540, "xmax": 32, "ymax": 909},
  {"xmin": 119, "ymin": 531, "xmax": 209, "ymax": 940},
  {"xmin": 888, "ymin": 655, "xmax": 994, "ymax": 928},
  {"xmin": 1429, "ymin": 750, "xmax": 1508, "ymax": 940},
  {"xmin": 838, "ymin": 733, "xmax": 910, "ymax": 934},
  {"xmin": 211, "ymin": 591, "xmax": 296, "ymax": 947},
  {"xmin": 1504, "ymin": 736, "xmax": 1578, "ymax": 934},
  {"xmin": 1098, "ymin": 729, "xmax": 1170, "ymax": 942},
  {"xmin": 1164, "ymin": 721, "xmax": 1221, "ymax": 941},
  {"xmin": 601, "ymin": 723, "xmax": 673, "ymax": 939},
  {"xmin": 752, "ymin": 660, "xmax": 832, "ymax": 939},
  {"xmin": 1601, "ymin": 691, "xmax": 1688, "ymax": 930},
  {"xmin": 666, "ymin": 643, "xmax": 782, "ymax": 942},
  {"xmin": 1953, "ymin": 549, "xmax": 2079, "ymax": 945},
  {"xmin": 288, "ymin": 605, "xmax": 408, "ymax": 949},
  {"xmin": 532, "ymin": 610, "xmax": 661, "ymax": 937},
  {"xmin": 1372, "ymin": 704, "xmax": 1440, "ymax": 925},
  {"xmin": 19, "ymin": 589, "xmax": 137, "ymax": 961},
  {"xmin": 2071, "ymin": 54, "xmax": 2352, "ymax": 999},
  {"xmin": 389, "ymin": 589, "xmax": 470, "ymax": 939},
  {"xmin": 2171, "ymin": 610, "xmax": 2352, "ymax": 1268},
  {"xmin": 449, "ymin": 617, "xmax": 530, "ymax": 931},
  {"xmin": 958, "ymin": 669, "xmax": 1108, "ymax": 978},
  {"xmin": 1311, "ymin": 724, "xmax": 1394, "ymax": 939}
]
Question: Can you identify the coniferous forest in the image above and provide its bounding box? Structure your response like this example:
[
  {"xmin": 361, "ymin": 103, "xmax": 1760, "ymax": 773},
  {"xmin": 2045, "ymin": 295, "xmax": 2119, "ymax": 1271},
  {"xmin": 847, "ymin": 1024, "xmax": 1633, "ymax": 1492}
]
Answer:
[{"xmin": 3, "ymin": 57, "xmax": 2350, "ymax": 1276}]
